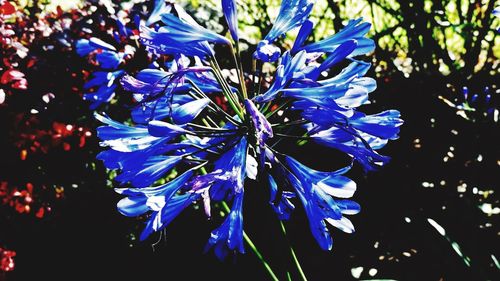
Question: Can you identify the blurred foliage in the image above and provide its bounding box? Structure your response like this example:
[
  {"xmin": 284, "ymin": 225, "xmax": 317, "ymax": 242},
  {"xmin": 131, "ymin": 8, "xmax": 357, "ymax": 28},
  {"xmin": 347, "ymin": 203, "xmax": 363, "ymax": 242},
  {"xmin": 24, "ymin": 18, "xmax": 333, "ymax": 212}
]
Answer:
[{"xmin": 184, "ymin": 0, "xmax": 499, "ymax": 79}]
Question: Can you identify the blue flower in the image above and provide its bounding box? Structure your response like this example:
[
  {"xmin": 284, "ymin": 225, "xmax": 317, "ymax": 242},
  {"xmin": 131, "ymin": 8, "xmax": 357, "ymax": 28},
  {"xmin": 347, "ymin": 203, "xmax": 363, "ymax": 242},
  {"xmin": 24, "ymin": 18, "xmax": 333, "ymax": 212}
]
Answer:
[
  {"xmin": 83, "ymin": 84, "xmax": 117, "ymax": 110},
  {"xmin": 244, "ymin": 99, "xmax": 273, "ymax": 148},
  {"xmin": 297, "ymin": 18, "xmax": 375, "ymax": 57},
  {"xmin": 254, "ymin": 50, "xmax": 308, "ymax": 103},
  {"xmin": 254, "ymin": 0, "xmax": 316, "ymax": 62},
  {"xmin": 115, "ymin": 18, "xmax": 135, "ymax": 38},
  {"xmin": 76, "ymin": 37, "xmax": 129, "ymax": 108},
  {"xmin": 209, "ymin": 137, "xmax": 248, "ymax": 201},
  {"xmin": 91, "ymin": 3, "xmax": 403, "ymax": 259},
  {"xmin": 116, "ymin": 168, "xmax": 195, "ymax": 217},
  {"xmin": 159, "ymin": 14, "xmax": 230, "ymax": 45},
  {"xmin": 205, "ymin": 191, "xmax": 245, "ymax": 259},
  {"xmin": 140, "ymin": 10, "xmax": 230, "ymax": 58},
  {"xmin": 96, "ymin": 50, "xmax": 125, "ymax": 70},
  {"xmin": 268, "ymin": 175, "xmax": 295, "ymax": 220},
  {"xmin": 222, "ymin": 0, "xmax": 239, "ymax": 42},
  {"xmin": 283, "ymin": 154, "xmax": 360, "ymax": 250},
  {"xmin": 76, "ymin": 38, "xmax": 117, "ymax": 57},
  {"xmin": 83, "ymin": 70, "xmax": 125, "ymax": 109},
  {"xmin": 140, "ymin": 26, "xmax": 215, "ymax": 57},
  {"xmin": 146, "ymin": 0, "xmax": 172, "ymax": 26}
]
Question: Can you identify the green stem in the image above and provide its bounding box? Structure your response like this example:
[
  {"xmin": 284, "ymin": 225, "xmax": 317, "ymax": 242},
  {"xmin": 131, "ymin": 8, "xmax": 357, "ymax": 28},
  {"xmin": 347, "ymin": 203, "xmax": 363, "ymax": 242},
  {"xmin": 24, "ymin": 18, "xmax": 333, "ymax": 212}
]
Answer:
[
  {"xmin": 265, "ymin": 99, "xmax": 292, "ymax": 118},
  {"xmin": 221, "ymin": 201, "xmax": 280, "ymax": 281},
  {"xmin": 280, "ymin": 221, "xmax": 308, "ymax": 281},
  {"xmin": 232, "ymin": 42, "xmax": 248, "ymax": 99},
  {"xmin": 209, "ymin": 58, "xmax": 245, "ymax": 120},
  {"xmin": 186, "ymin": 89, "xmax": 237, "ymax": 125}
]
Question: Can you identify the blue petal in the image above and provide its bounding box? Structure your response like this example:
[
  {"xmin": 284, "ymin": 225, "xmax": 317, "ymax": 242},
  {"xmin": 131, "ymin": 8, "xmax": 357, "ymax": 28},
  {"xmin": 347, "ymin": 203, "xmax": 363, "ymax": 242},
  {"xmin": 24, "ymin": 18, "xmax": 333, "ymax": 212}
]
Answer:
[
  {"xmin": 320, "ymin": 60, "xmax": 371, "ymax": 85},
  {"xmin": 136, "ymin": 69, "xmax": 170, "ymax": 84},
  {"xmin": 254, "ymin": 51, "xmax": 307, "ymax": 102},
  {"xmin": 116, "ymin": 18, "xmax": 133, "ymax": 37},
  {"xmin": 268, "ymin": 153, "xmax": 360, "ymax": 249},
  {"xmin": 494, "ymin": 6, "xmax": 500, "ymax": 17},
  {"xmin": 140, "ymin": 193, "xmax": 200, "ymax": 241},
  {"xmin": 313, "ymin": 135, "xmax": 391, "ymax": 171},
  {"xmin": 222, "ymin": 0, "xmax": 239, "ymax": 42},
  {"xmin": 291, "ymin": 19, "xmax": 314, "ymax": 53},
  {"xmin": 305, "ymin": 40, "xmax": 357, "ymax": 80},
  {"xmin": 85, "ymin": 70, "xmax": 125, "ymax": 89},
  {"xmin": 146, "ymin": 0, "xmax": 172, "ymax": 26},
  {"xmin": 97, "ymin": 142, "xmax": 187, "ymax": 171},
  {"xmin": 96, "ymin": 51, "xmax": 123, "ymax": 70},
  {"xmin": 89, "ymin": 37, "xmax": 117, "ymax": 52},
  {"xmin": 285, "ymin": 170, "xmax": 333, "ymax": 250},
  {"xmin": 282, "ymin": 80, "xmax": 351, "ymax": 100},
  {"xmin": 335, "ymin": 200, "xmax": 361, "ymax": 215},
  {"xmin": 171, "ymin": 98, "xmax": 211, "ymax": 124},
  {"xmin": 147, "ymin": 120, "xmax": 188, "ymax": 137},
  {"xmin": 350, "ymin": 110, "xmax": 403, "ymax": 140},
  {"xmin": 206, "ymin": 192, "xmax": 245, "ymax": 259},
  {"xmin": 131, "ymin": 95, "xmax": 195, "ymax": 124},
  {"xmin": 268, "ymin": 175, "xmax": 295, "ymax": 220},
  {"xmin": 117, "ymin": 196, "xmax": 148, "ymax": 217},
  {"xmin": 210, "ymin": 137, "xmax": 247, "ymax": 201},
  {"xmin": 75, "ymin": 39, "xmax": 94, "ymax": 56},
  {"xmin": 95, "ymin": 113, "xmax": 168, "ymax": 152},
  {"xmin": 254, "ymin": 0, "xmax": 315, "ymax": 62},
  {"xmin": 255, "ymin": 0, "xmax": 315, "ymax": 61},
  {"xmin": 302, "ymin": 18, "xmax": 375, "ymax": 56},
  {"xmin": 119, "ymin": 167, "xmax": 193, "ymax": 196},
  {"xmin": 96, "ymin": 113, "xmax": 149, "ymax": 140},
  {"xmin": 253, "ymin": 40, "xmax": 282, "ymax": 62},
  {"xmin": 285, "ymin": 155, "xmax": 356, "ymax": 198},
  {"xmin": 129, "ymin": 156, "xmax": 183, "ymax": 188},
  {"xmin": 159, "ymin": 14, "xmax": 230, "ymax": 45},
  {"xmin": 140, "ymin": 25, "xmax": 215, "ymax": 57},
  {"xmin": 83, "ymin": 84, "xmax": 117, "ymax": 109}
]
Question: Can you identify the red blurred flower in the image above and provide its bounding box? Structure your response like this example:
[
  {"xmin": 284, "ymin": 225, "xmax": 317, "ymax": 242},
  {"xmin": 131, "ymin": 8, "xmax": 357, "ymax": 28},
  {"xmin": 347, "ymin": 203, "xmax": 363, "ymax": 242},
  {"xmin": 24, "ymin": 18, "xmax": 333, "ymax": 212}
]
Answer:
[
  {"xmin": 0, "ymin": 181, "xmax": 57, "ymax": 218},
  {"xmin": 0, "ymin": 247, "xmax": 16, "ymax": 272},
  {"xmin": 0, "ymin": 1, "xmax": 15, "ymax": 16},
  {"xmin": 1, "ymin": 69, "xmax": 27, "ymax": 90}
]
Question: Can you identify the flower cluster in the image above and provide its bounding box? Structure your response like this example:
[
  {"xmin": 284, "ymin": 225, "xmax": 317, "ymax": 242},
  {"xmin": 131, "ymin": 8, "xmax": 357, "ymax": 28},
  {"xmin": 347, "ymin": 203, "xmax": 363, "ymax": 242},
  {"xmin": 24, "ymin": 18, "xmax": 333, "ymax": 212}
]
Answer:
[
  {"xmin": 93, "ymin": 0, "xmax": 403, "ymax": 258},
  {"xmin": 75, "ymin": 1, "xmax": 162, "ymax": 109}
]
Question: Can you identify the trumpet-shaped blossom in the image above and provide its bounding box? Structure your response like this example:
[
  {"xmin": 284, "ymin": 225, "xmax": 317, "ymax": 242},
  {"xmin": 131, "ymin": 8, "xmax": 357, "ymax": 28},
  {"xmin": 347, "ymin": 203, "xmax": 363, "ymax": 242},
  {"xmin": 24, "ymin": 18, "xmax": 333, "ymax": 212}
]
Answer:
[
  {"xmin": 92, "ymin": 1, "xmax": 403, "ymax": 260},
  {"xmin": 297, "ymin": 18, "xmax": 375, "ymax": 57},
  {"xmin": 76, "ymin": 37, "xmax": 129, "ymax": 108},
  {"xmin": 221, "ymin": 0, "xmax": 239, "ymax": 42},
  {"xmin": 205, "ymin": 191, "xmax": 245, "ymax": 259},
  {"xmin": 254, "ymin": 0, "xmax": 315, "ymax": 61}
]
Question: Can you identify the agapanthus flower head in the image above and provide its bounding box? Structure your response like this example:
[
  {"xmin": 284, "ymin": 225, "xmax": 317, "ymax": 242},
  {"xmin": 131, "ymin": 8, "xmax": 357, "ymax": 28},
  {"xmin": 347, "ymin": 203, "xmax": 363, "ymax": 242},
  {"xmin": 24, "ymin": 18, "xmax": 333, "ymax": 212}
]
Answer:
[{"xmin": 94, "ymin": 1, "xmax": 403, "ymax": 259}]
